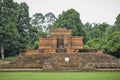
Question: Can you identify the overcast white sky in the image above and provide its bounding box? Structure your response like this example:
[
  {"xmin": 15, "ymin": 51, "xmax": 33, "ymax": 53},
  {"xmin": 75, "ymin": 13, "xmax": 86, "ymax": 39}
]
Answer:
[{"xmin": 14, "ymin": 0, "xmax": 120, "ymax": 25}]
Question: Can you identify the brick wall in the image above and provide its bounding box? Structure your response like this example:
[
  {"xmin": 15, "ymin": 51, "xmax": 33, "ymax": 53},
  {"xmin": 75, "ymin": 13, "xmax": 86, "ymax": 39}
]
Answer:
[
  {"xmin": 19, "ymin": 49, "xmax": 39, "ymax": 55},
  {"xmin": 64, "ymin": 36, "xmax": 83, "ymax": 49},
  {"xmin": 39, "ymin": 37, "xmax": 57, "ymax": 49},
  {"xmin": 50, "ymin": 28, "xmax": 71, "ymax": 37},
  {"xmin": 1, "ymin": 53, "xmax": 120, "ymax": 71}
]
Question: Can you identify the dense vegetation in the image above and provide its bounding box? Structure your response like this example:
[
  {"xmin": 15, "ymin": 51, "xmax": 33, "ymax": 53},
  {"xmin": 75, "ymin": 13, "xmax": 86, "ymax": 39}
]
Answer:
[
  {"xmin": 53, "ymin": 8, "xmax": 120, "ymax": 58},
  {"xmin": 0, "ymin": 72, "xmax": 120, "ymax": 80},
  {"xmin": 0, "ymin": 0, "xmax": 56, "ymax": 59},
  {"xmin": 0, "ymin": 0, "xmax": 120, "ymax": 59}
]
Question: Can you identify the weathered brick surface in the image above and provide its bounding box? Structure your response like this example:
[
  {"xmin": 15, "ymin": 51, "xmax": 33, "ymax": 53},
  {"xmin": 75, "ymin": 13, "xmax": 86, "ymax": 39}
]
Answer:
[
  {"xmin": 50, "ymin": 28, "xmax": 71, "ymax": 36},
  {"xmin": 36, "ymin": 28, "xmax": 84, "ymax": 54},
  {"xmin": 39, "ymin": 37, "xmax": 57, "ymax": 49},
  {"xmin": 1, "ymin": 53, "xmax": 120, "ymax": 71},
  {"xmin": 64, "ymin": 36, "xmax": 83, "ymax": 49},
  {"xmin": 19, "ymin": 49, "xmax": 39, "ymax": 55},
  {"xmin": 19, "ymin": 28, "xmax": 103, "ymax": 58}
]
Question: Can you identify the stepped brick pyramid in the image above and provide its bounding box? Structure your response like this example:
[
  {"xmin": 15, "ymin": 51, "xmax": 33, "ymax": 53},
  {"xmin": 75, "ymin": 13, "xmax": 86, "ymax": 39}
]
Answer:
[
  {"xmin": 0, "ymin": 28, "xmax": 120, "ymax": 71},
  {"xmin": 1, "ymin": 53, "xmax": 120, "ymax": 71}
]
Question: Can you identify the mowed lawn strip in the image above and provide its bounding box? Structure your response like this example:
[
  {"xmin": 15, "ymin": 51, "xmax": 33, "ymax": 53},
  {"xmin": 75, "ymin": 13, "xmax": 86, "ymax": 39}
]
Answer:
[{"xmin": 0, "ymin": 72, "xmax": 120, "ymax": 80}]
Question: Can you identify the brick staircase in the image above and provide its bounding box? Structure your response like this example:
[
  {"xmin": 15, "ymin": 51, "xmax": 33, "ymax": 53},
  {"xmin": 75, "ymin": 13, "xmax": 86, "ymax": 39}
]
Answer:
[{"xmin": 56, "ymin": 48, "xmax": 66, "ymax": 53}]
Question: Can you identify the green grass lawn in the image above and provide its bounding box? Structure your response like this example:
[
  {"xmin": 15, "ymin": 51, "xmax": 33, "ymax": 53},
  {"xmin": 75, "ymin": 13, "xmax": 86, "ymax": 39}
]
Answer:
[
  {"xmin": 0, "ymin": 72, "xmax": 120, "ymax": 80},
  {"xmin": 4, "ymin": 55, "xmax": 18, "ymax": 61}
]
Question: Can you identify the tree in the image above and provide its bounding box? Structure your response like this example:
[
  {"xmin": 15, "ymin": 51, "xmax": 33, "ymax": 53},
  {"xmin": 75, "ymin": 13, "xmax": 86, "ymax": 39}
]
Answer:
[
  {"xmin": 105, "ymin": 31, "xmax": 120, "ymax": 56},
  {"xmin": 53, "ymin": 8, "xmax": 84, "ymax": 36},
  {"xmin": 114, "ymin": 13, "xmax": 120, "ymax": 31},
  {"xmin": 30, "ymin": 12, "xmax": 56, "ymax": 49},
  {"xmin": 88, "ymin": 23, "xmax": 109, "ymax": 39},
  {"xmin": 44, "ymin": 12, "xmax": 56, "ymax": 32},
  {"xmin": 84, "ymin": 23, "xmax": 109, "ymax": 50},
  {"xmin": 104, "ymin": 13, "xmax": 120, "ymax": 57},
  {"xmin": 16, "ymin": 2, "xmax": 31, "ymax": 49},
  {"xmin": 85, "ymin": 38, "xmax": 105, "ymax": 49},
  {"xmin": 0, "ymin": 0, "xmax": 45, "ymax": 59},
  {"xmin": 0, "ymin": 0, "xmax": 18, "ymax": 59},
  {"xmin": 83, "ymin": 22, "xmax": 92, "ymax": 43},
  {"xmin": 115, "ymin": 13, "xmax": 120, "ymax": 26},
  {"xmin": 31, "ymin": 12, "xmax": 56, "ymax": 32},
  {"xmin": 30, "ymin": 13, "xmax": 44, "ymax": 32}
]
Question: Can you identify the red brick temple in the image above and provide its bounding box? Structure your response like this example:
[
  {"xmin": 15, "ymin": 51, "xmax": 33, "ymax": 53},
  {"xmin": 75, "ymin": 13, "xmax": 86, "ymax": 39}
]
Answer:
[
  {"xmin": 20, "ymin": 28, "xmax": 103, "ymax": 55},
  {"xmin": 39, "ymin": 28, "xmax": 83, "ymax": 53}
]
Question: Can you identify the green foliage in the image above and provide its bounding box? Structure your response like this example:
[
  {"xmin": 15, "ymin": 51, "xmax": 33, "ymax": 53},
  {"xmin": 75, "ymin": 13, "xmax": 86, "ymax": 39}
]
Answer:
[
  {"xmin": 4, "ymin": 55, "xmax": 18, "ymax": 60},
  {"xmin": 103, "ymin": 14, "xmax": 120, "ymax": 55},
  {"xmin": 85, "ymin": 38, "xmax": 102, "ymax": 49},
  {"xmin": 16, "ymin": 2, "xmax": 31, "ymax": 49},
  {"xmin": 0, "ymin": 0, "xmax": 55, "ymax": 59},
  {"xmin": 45, "ymin": 12, "xmax": 56, "ymax": 32},
  {"xmin": 31, "ymin": 13, "xmax": 44, "ymax": 31},
  {"xmin": 84, "ymin": 22, "xmax": 109, "ymax": 50},
  {"xmin": 26, "ymin": 41, "xmax": 39, "ymax": 49},
  {"xmin": 31, "ymin": 12, "xmax": 56, "ymax": 32},
  {"xmin": 83, "ymin": 22, "xmax": 92, "ymax": 43},
  {"xmin": 0, "ymin": 0, "xmax": 19, "ymax": 59},
  {"xmin": 0, "ymin": 0, "xmax": 120, "ymax": 58},
  {"xmin": 26, "ymin": 32, "xmax": 48, "ymax": 49},
  {"xmin": 115, "ymin": 13, "xmax": 120, "ymax": 25},
  {"xmin": 38, "ymin": 31, "xmax": 48, "ymax": 37},
  {"xmin": 105, "ymin": 31, "xmax": 120, "ymax": 53},
  {"xmin": 89, "ymin": 23, "xmax": 109, "ymax": 39},
  {"xmin": 0, "ymin": 0, "xmax": 39, "ymax": 58},
  {"xmin": 84, "ymin": 14, "xmax": 120, "ymax": 57},
  {"xmin": 53, "ymin": 8, "xmax": 84, "ymax": 36},
  {"xmin": 114, "ymin": 14, "xmax": 120, "ymax": 32}
]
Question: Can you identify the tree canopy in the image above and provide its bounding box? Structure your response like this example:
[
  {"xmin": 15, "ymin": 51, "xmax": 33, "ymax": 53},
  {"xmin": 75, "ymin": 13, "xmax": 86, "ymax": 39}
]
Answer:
[
  {"xmin": 0, "ymin": 0, "xmax": 39, "ymax": 59},
  {"xmin": 53, "ymin": 9, "xmax": 84, "ymax": 36},
  {"xmin": 0, "ymin": 0, "xmax": 19, "ymax": 59},
  {"xmin": 0, "ymin": 1, "xmax": 120, "ymax": 59}
]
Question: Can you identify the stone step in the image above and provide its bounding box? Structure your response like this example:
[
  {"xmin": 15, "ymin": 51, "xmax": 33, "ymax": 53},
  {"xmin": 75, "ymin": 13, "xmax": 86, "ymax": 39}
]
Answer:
[{"xmin": 56, "ymin": 48, "xmax": 66, "ymax": 53}]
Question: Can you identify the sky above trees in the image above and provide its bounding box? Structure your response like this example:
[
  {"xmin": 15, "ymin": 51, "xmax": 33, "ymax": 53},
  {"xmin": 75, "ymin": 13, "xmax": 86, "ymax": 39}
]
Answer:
[{"xmin": 14, "ymin": 0, "xmax": 120, "ymax": 25}]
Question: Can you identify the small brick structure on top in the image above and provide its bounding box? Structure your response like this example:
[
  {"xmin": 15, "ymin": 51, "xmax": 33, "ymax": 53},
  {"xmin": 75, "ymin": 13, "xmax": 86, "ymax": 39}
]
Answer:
[
  {"xmin": 39, "ymin": 28, "xmax": 83, "ymax": 53},
  {"xmin": 19, "ymin": 28, "xmax": 103, "ymax": 55}
]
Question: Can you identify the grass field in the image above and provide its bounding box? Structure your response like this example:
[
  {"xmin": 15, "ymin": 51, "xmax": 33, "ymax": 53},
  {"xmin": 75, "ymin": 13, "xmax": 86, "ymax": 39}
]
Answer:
[
  {"xmin": 0, "ymin": 72, "xmax": 120, "ymax": 80},
  {"xmin": 4, "ymin": 55, "xmax": 18, "ymax": 60}
]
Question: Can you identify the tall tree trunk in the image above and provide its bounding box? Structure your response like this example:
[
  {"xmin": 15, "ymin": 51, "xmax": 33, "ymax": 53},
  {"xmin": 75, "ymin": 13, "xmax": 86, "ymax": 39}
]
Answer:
[{"xmin": 1, "ymin": 43, "xmax": 4, "ymax": 59}]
